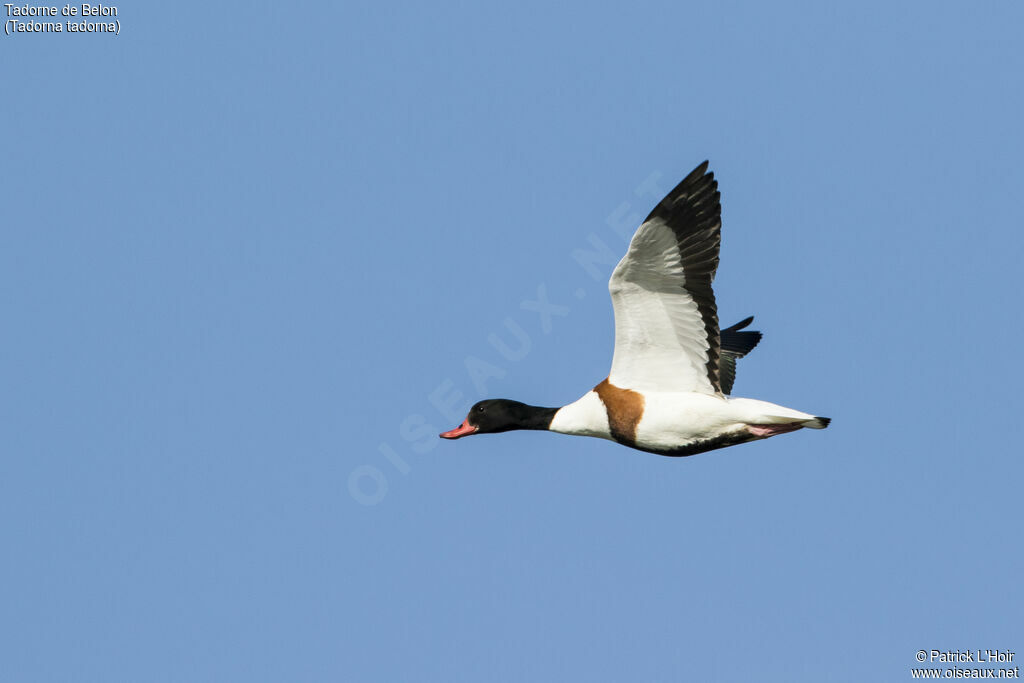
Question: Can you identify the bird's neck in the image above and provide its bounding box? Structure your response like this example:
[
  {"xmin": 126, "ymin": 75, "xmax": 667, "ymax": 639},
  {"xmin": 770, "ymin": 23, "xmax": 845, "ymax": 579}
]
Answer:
[{"xmin": 514, "ymin": 405, "xmax": 560, "ymax": 431}]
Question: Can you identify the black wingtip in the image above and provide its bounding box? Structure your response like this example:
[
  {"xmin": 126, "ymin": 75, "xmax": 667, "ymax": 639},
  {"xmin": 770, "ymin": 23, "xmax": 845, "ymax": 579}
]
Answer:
[
  {"xmin": 720, "ymin": 317, "xmax": 762, "ymax": 357},
  {"xmin": 722, "ymin": 316, "xmax": 754, "ymax": 332},
  {"xmin": 646, "ymin": 161, "xmax": 720, "ymax": 226},
  {"xmin": 683, "ymin": 160, "xmax": 711, "ymax": 184}
]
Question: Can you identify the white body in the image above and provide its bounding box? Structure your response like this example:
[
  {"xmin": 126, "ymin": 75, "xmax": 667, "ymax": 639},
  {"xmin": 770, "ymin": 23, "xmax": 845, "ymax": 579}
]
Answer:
[{"xmin": 550, "ymin": 391, "xmax": 825, "ymax": 455}]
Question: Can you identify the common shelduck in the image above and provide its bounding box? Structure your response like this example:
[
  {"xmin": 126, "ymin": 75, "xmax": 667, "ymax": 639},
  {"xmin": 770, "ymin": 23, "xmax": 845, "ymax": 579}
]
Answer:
[{"xmin": 440, "ymin": 161, "xmax": 830, "ymax": 456}]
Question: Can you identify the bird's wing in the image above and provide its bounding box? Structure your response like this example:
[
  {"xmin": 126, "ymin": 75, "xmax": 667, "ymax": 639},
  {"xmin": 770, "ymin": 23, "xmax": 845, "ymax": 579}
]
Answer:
[
  {"xmin": 718, "ymin": 316, "xmax": 762, "ymax": 396},
  {"xmin": 607, "ymin": 161, "xmax": 725, "ymax": 394}
]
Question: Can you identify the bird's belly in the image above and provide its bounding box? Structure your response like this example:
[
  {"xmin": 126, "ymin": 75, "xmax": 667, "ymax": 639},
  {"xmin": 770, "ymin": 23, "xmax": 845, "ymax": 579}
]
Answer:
[{"xmin": 633, "ymin": 393, "xmax": 749, "ymax": 454}]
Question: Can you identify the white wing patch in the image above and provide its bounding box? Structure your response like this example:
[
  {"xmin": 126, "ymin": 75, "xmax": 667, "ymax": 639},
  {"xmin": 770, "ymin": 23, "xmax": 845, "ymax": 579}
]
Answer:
[{"xmin": 607, "ymin": 220, "xmax": 717, "ymax": 394}]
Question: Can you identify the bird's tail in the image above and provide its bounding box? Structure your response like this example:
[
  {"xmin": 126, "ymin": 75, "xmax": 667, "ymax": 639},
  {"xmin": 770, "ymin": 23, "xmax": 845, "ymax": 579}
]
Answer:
[{"xmin": 803, "ymin": 416, "xmax": 831, "ymax": 429}]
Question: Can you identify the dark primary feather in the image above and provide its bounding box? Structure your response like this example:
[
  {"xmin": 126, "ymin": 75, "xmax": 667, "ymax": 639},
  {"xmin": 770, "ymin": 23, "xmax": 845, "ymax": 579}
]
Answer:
[
  {"xmin": 720, "ymin": 316, "xmax": 761, "ymax": 357},
  {"xmin": 642, "ymin": 161, "xmax": 724, "ymax": 392},
  {"xmin": 719, "ymin": 316, "xmax": 762, "ymax": 395}
]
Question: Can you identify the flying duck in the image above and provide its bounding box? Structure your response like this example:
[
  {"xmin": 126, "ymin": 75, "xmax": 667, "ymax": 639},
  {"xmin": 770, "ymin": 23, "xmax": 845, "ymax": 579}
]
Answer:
[{"xmin": 440, "ymin": 161, "xmax": 830, "ymax": 456}]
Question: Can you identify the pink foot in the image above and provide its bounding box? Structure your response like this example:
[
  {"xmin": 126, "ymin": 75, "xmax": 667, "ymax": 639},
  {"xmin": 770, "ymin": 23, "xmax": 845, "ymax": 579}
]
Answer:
[{"xmin": 747, "ymin": 422, "xmax": 804, "ymax": 437}]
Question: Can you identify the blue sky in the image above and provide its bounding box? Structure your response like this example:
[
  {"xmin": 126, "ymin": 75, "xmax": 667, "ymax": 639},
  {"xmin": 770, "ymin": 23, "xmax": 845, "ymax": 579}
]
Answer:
[{"xmin": 3, "ymin": 2, "xmax": 1022, "ymax": 681}]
